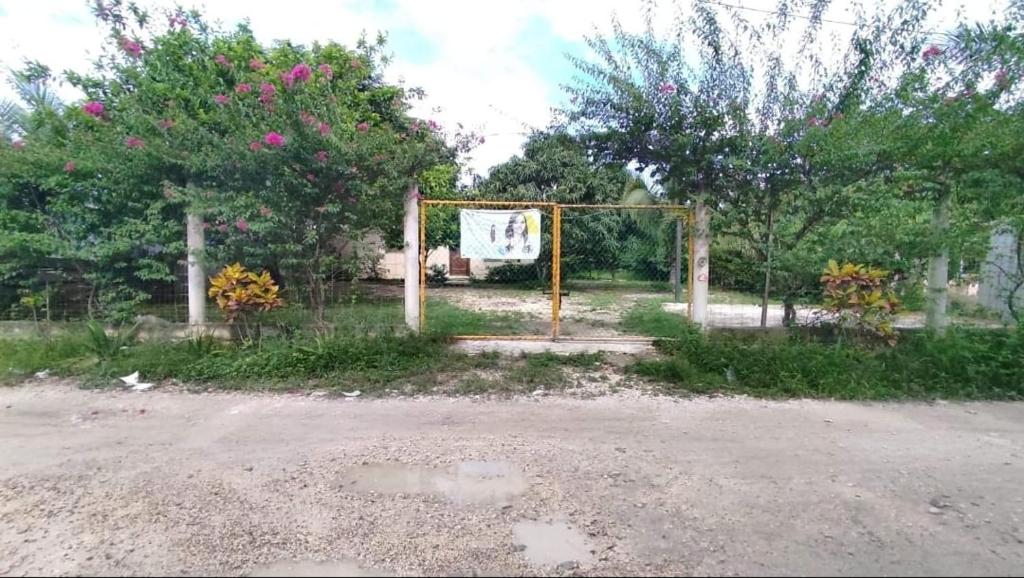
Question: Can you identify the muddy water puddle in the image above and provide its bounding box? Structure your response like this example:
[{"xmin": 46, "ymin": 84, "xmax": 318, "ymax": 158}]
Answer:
[
  {"xmin": 338, "ymin": 461, "xmax": 527, "ymax": 504},
  {"xmin": 249, "ymin": 559, "xmax": 390, "ymax": 577},
  {"xmin": 512, "ymin": 520, "xmax": 595, "ymax": 567}
]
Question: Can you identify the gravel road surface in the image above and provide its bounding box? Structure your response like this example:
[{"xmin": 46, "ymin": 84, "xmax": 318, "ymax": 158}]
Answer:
[{"xmin": 2, "ymin": 383, "xmax": 1023, "ymax": 576}]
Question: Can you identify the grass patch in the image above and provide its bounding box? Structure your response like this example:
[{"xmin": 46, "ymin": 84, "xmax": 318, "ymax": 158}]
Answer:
[
  {"xmin": 424, "ymin": 298, "xmax": 527, "ymax": 336},
  {"xmin": 632, "ymin": 326, "xmax": 1024, "ymax": 400},
  {"xmin": 620, "ymin": 298, "xmax": 692, "ymax": 338},
  {"xmin": 0, "ymin": 325, "xmax": 607, "ymax": 395}
]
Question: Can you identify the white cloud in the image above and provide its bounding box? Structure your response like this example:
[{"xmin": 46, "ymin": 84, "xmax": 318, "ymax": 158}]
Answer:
[{"xmin": 0, "ymin": 0, "xmax": 1011, "ymax": 177}]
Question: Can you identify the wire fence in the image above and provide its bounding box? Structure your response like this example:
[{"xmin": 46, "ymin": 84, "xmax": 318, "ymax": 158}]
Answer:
[{"xmin": 419, "ymin": 201, "xmax": 691, "ymax": 339}]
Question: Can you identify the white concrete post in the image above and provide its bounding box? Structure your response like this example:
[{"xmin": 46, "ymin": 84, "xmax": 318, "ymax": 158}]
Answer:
[
  {"xmin": 186, "ymin": 212, "xmax": 206, "ymax": 328},
  {"xmin": 691, "ymin": 200, "xmax": 711, "ymax": 328},
  {"xmin": 404, "ymin": 184, "xmax": 421, "ymax": 331}
]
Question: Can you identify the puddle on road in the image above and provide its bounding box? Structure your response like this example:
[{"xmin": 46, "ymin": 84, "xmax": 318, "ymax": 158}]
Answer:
[
  {"xmin": 512, "ymin": 521, "xmax": 595, "ymax": 568},
  {"xmin": 249, "ymin": 559, "xmax": 390, "ymax": 577},
  {"xmin": 338, "ymin": 461, "xmax": 527, "ymax": 504}
]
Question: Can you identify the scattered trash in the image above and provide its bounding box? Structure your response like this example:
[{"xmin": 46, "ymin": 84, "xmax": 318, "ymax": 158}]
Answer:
[
  {"xmin": 341, "ymin": 390, "xmax": 361, "ymax": 398},
  {"xmin": 119, "ymin": 371, "xmax": 154, "ymax": 391},
  {"xmin": 33, "ymin": 370, "xmax": 50, "ymax": 379}
]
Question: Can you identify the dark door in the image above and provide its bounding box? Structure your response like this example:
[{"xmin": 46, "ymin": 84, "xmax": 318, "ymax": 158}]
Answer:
[{"xmin": 449, "ymin": 248, "xmax": 470, "ymax": 276}]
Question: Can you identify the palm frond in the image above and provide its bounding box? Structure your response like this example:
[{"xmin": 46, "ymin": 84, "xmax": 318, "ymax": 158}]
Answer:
[{"xmin": 0, "ymin": 98, "xmax": 27, "ymax": 139}]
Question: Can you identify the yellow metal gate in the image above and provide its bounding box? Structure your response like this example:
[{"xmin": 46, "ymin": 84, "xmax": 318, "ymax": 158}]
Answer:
[{"xmin": 420, "ymin": 200, "xmax": 692, "ymax": 341}]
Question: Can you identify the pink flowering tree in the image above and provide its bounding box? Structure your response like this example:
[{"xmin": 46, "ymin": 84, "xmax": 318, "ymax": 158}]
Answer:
[{"xmin": 1, "ymin": 0, "xmax": 457, "ymax": 322}]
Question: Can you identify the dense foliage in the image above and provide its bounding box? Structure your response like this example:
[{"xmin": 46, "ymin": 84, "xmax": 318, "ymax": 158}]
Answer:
[{"xmin": 0, "ymin": 1, "xmax": 457, "ymax": 322}]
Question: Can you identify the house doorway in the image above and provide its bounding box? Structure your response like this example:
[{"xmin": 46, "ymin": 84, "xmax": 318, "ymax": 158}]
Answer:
[{"xmin": 449, "ymin": 248, "xmax": 471, "ymax": 277}]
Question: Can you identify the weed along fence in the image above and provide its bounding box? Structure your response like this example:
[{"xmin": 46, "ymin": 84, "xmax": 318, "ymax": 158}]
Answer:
[{"xmin": 416, "ymin": 199, "xmax": 696, "ymax": 341}]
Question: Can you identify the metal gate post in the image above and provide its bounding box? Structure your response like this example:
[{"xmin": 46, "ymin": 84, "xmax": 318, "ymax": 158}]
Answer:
[
  {"xmin": 552, "ymin": 205, "xmax": 562, "ymax": 339},
  {"xmin": 419, "ymin": 201, "xmax": 427, "ymax": 333}
]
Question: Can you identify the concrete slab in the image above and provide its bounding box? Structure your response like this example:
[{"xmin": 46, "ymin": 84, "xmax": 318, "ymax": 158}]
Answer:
[{"xmin": 453, "ymin": 339, "xmax": 655, "ymax": 355}]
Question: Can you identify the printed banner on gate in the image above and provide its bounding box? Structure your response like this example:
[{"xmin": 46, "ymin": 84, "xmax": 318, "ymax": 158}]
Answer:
[{"xmin": 459, "ymin": 209, "xmax": 541, "ymax": 260}]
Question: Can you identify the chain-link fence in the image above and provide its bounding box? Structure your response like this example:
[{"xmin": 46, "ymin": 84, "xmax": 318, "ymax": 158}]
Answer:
[
  {"xmin": 420, "ymin": 201, "xmax": 690, "ymax": 339},
  {"xmin": 1, "ymin": 255, "xmax": 409, "ymax": 336}
]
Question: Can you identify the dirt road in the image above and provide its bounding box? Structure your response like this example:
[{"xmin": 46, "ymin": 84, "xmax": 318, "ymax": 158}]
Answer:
[{"xmin": 2, "ymin": 383, "xmax": 1023, "ymax": 576}]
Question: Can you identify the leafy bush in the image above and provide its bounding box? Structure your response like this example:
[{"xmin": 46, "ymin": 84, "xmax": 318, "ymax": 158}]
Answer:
[
  {"xmin": 632, "ymin": 327, "xmax": 1024, "ymax": 400},
  {"xmin": 817, "ymin": 260, "xmax": 900, "ymax": 344},
  {"xmin": 83, "ymin": 321, "xmax": 140, "ymax": 360},
  {"xmin": 208, "ymin": 263, "xmax": 284, "ymax": 322},
  {"xmin": 485, "ymin": 263, "xmax": 538, "ymax": 284},
  {"xmin": 426, "ymin": 264, "xmax": 449, "ymax": 286}
]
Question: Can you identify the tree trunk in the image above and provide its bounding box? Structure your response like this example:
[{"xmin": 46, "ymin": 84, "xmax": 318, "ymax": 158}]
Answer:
[
  {"xmin": 691, "ymin": 199, "xmax": 711, "ymax": 328},
  {"xmin": 760, "ymin": 204, "xmax": 774, "ymax": 328},
  {"xmin": 926, "ymin": 189, "xmax": 952, "ymax": 333}
]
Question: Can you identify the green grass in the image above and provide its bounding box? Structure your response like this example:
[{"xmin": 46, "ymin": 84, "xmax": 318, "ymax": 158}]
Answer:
[
  {"xmin": 0, "ymin": 326, "xmax": 606, "ymax": 395},
  {"xmin": 424, "ymin": 298, "xmax": 527, "ymax": 336},
  {"xmin": 631, "ymin": 325, "xmax": 1024, "ymax": 400},
  {"xmin": 620, "ymin": 298, "xmax": 692, "ymax": 338}
]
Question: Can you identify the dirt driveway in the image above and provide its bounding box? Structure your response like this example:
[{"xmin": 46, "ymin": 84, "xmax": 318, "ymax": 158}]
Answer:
[{"xmin": 2, "ymin": 384, "xmax": 1023, "ymax": 577}]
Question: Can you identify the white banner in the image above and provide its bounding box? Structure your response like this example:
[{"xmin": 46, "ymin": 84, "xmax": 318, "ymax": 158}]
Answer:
[{"xmin": 459, "ymin": 209, "xmax": 541, "ymax": 260}]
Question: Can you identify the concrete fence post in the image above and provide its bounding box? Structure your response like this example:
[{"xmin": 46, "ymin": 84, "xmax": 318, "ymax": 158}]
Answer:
[
  {"xmin": 691, "ymin": 200, "xmax": 710, "ymax": 328},
  {"xmin": 404, "ymin": 184, "xmax": 421, "ymax": 331},
  {"xmin": 186, "ymin": 212, "xmax": 206, "ymax": 328}
]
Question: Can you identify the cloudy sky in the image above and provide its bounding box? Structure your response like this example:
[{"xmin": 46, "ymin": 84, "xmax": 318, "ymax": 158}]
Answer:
[{"xmin": 0, "ymin": 0, "xmax": 1010, "ymax": 176}]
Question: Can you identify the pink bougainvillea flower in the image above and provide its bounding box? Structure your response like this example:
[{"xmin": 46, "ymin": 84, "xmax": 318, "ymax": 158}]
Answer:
[
  {"xmin": 214, "ymin": 54, "xmax": 231, "ymax": 67},
  {"xmin": 356, "ymin": 121, "xmax": 370, "ymax": 133},
  {"xmin": 202, "ymin": 222, "xmax": 211, "ymax": 230},
  {"xmin": 658, "ymin": 82, "xmax": 676, "ymax": 95},
  {"xmin": 478, "ymin": 136, "xmax": 486, "ymax": 144},
  {"xmin": 409, "ymin": 120, "xmax": 422, "ymax": 133},
  {"xmin": 318, "ymin": 63, "xmax": 333, "ymax": 79},
  {"xmin": 921, "ymin": 45, "xmax": 943, "ymax": 60},
  {"xmin": 280, "ymin": 71, "xmax": 295, "ymax": 89},
  {"xmin": 258, "ymin": 82, "xmax": 276, "ymax": 107},
  {"xmin": 259, "ymin": 206, "xmax": 273, "ymax": 218},
  {"xmin": 12, "ymin": 140, "xmax": 25, "ymax": 150},
  {"xmin": 125, "ymin": 136, "xmax": 145, "ymax": 149},
  {"xmin": 121, "ymin": 38, "xmax": 143, "ymax": 58},
  {"xmin": 158, "ymin": 118, "xmax": 175, "ymax": 129},
  {"xmin": 300, "ymin": 111, "xmax": 317, "ymax": 125},
  {"xmin": 217, "ymin": 223, "xmax": 229, "ymax": 233},
  {"xmin": 427, "ymin": 120, "xmax": 440, "ymax": 131},
  {"xmin": 64, "ymin": 161, "xmax": 75, "ymax": 172},
  {"xmin": 305, "ymin": 173, "xmax": 317, "ymax": 183},
  {"xmin": 168, "ymin": 13, "xmax": 188, "ymax": 29},
  {"xmin": 235, "ymin": 218, "xmax": 249, "ymax": 232},
  {"xmin": 263, "ymin": 131, "xmax": 286, "ymax": 147},
  {"xmin": 290, "ymin": 63, "xmax": 312, "ymax": 83},
  {"xmin": 350, "ymin": 58, "xmax": 362, "ymax": 69},
  {"xmin": 249, "ymin": 58, "xmax": 265, "ymax": 70},
  {"xmin": 318, "ymin": 122, "xmax": 331, "ymax": 136},
  {"xmin": 214, "ymin": 94, "xmax": 230, "ymax": 105},
  {"xmin": 83, "ymin": 101, "xmax": 105, "ymax": 118},
  {"xmin": 315, "ymin": 150, "xmax": 328, "ymax": 163},
  {"xmin": 235, "ymin": 83, "xmax": 252, "ymax": 94},
  {"xmin": 249, "ymin": 141, "xmax": 263, "ymax": 152}
]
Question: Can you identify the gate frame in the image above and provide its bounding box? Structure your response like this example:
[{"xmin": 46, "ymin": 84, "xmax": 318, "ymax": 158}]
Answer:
[{"xmin": 419, "ymin": 200, "xmax": 692, "ymax": 341}]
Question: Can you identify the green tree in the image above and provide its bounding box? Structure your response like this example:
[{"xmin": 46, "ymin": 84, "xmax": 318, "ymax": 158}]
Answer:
[{"xmin": 479, "ymin": 132, "xmax": 633, "ymax": 281}]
